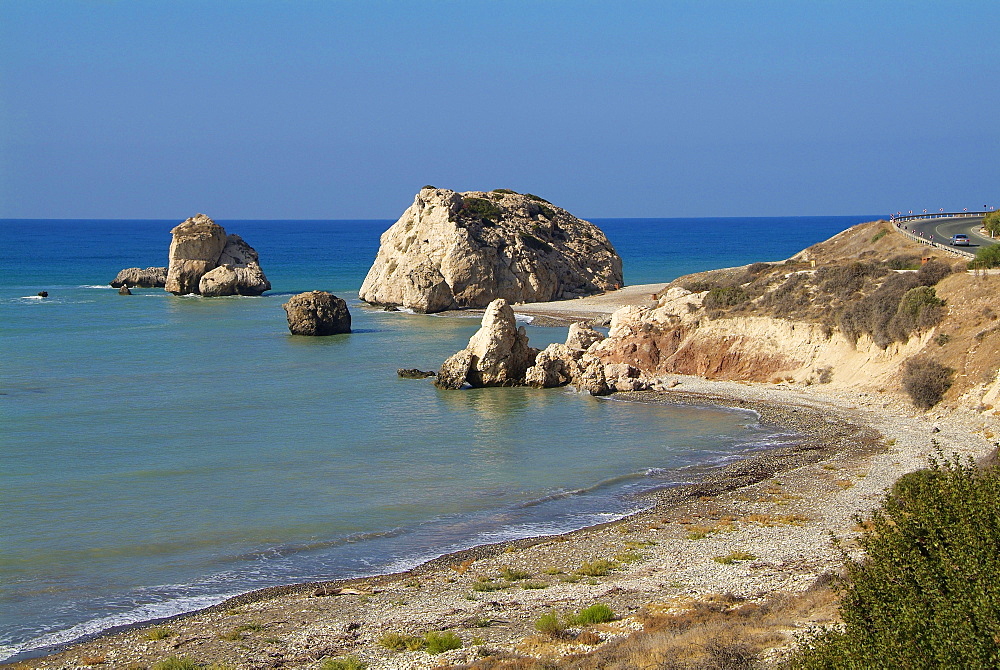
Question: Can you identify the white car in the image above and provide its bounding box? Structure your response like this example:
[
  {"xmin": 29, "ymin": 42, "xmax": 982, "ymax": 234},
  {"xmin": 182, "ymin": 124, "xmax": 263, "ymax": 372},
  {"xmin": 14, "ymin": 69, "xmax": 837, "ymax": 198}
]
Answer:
[{"xmin": 951, "ymin": 234, "xmax": 970, "ymax": 246}]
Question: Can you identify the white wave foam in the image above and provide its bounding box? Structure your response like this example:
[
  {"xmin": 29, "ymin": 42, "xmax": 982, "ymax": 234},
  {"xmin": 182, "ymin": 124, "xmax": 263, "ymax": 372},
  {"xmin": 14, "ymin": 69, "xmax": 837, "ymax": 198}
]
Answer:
[
  {"xmin": 0, "ymin": 592, "xmax": 240, "ymax": 663},
  {"xmin": 513, "ymin": 313, "xmax": 534, "ymax": 324},
  {"xmin": 78, "ymin": 285, "xmax": 115, "ymax": 289}
]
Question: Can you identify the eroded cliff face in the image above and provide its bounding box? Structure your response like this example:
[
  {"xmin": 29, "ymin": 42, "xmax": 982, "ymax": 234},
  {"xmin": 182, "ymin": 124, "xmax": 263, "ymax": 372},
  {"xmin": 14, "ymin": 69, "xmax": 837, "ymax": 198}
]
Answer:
[
  {"xmin": 359, "ymin": 187, "xmax": 623, "ymax": 313},
  {"xmin": 590, "ymin": 294, "xmax": 930, "ymax": 389}
]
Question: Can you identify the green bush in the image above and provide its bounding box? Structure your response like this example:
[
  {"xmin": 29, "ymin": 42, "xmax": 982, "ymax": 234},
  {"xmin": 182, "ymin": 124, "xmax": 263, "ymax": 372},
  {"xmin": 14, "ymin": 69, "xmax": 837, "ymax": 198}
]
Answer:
[
  {"xmin": 424, "ymin": 630, "xmax": 462, "ymax": 654},
  {"xmin": 703, "ymin": 285, "xmax": 749, "ymax": 310},
  {"xmin": 902, "ymin": 357, "xmax": 955, "ymax": 409},
  {"xmin": 491, "ymin": 188, "xmax": 517, "ymax": 195},
  {"xmin": 145, "ymin": 627, "xmax": 175, "ymax": 641},
  {"xmin": 984, "ymin": 210, "xmax": 1000, "ymax": 237},
  {"xmin": 380, "ymin": 632, "xmax": 424, "ymax": 651},
  {"xmin": 970, "ymin": 243, "xmax": 1000, "ymax": 269},
  {"xmin": 471, "ymin": 577, "xmax": 506, "ymax": 592},
  {"xmin": 499, "ymin": 566, "xmax": 531, "ymax": 581},
  {"xmin": 575, "ymin": 559, "xmax": 617, "ymax": 576},
  {"xmin": 152, "ymin": 658, "xmax": 201, "ymax": 670},
  {"xmin": 789, "ymin": 453, "xmax": 1000, "ymax": 668},
  {"xmin": 567, "ymin": 603, "xmax": 616, "ymax": 625},
  {"xmin": 535, "ymin": 611, "xmax": 564, "ymax": 636},
  {"xmin": 460, "ymin": 197, "xmax": 503, "ymax": 222},
  {"xmin": 320, "ymin": 656, "xmax": 366, "ymax": 670}
]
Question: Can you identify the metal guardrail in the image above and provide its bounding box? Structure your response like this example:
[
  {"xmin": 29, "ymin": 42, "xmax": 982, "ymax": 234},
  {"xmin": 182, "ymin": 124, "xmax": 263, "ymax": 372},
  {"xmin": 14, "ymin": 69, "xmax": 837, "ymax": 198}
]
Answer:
[{"xmin": 891, "ymin": 211, "xmax": 986, "ymax": 223}]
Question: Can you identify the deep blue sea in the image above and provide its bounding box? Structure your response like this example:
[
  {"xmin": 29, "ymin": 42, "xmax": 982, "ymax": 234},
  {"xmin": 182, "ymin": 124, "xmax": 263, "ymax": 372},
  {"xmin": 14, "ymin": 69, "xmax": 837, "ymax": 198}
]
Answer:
[{"xmin": 0, "ymin": 215, "xmax": 874, "ymax": 661}]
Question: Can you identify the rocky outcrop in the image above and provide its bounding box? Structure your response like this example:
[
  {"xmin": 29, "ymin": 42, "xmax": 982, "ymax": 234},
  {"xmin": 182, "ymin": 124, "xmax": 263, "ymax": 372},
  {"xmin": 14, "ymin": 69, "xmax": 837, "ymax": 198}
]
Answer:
[
  {"xmin": 282, "ymin": 291, "xmax": 351, "ymax": 336},
  {"xmin": 436, "ymin": 299, "xmax": 539, "ymax": 389},
  {"xmin": 360, "ymin": 187, "xmax": 623, "ymax": 313},
  {"xmin": 436, "ymin": 301, "xmax": 652, "ymax": 395},
  {"xmin": 118, "ymin": 285, "xmax": 132, "ymax": 295},
  {"xmin": 110, "ymin": 267, "xmax": 167, "ymax": 288},
  {"xmin": 566, "ymin": 322, "xmax": 605, "ymax": 351},
  {"xmin": 525, "ymin": 343, "xmax": 582, "ymax": 388},
  {"xmin": 165, "ymin": 214, "xmax": 229, "ymax": 294},
  {"xmin": 199, "ymin": 235, "xmax": 271, "ymax": 296},
  {"xmin": 164, "ymin": 214, "xmax": 270, "ymax": 296}
]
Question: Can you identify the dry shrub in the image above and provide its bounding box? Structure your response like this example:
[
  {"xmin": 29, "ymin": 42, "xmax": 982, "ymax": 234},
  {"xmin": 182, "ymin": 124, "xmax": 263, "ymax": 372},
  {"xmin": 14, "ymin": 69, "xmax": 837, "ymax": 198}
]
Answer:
[
  {"xmin": 455, "ymin": 587, "xmax": 839, "ymax": 670},
  {"xmin": 902, "ymin": 358, "xmax": 955, "ymax": 410}
]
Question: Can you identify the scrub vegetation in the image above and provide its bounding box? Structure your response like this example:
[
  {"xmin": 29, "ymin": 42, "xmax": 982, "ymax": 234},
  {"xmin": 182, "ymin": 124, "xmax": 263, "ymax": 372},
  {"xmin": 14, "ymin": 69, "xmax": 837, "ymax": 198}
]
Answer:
[
  {"xmin": 682, "ymin": 256, "xmax": 953, "ymax": 349},
  {"xmin": 787, "ymin": 452, "xmax": 1000, "ymax": 668}
]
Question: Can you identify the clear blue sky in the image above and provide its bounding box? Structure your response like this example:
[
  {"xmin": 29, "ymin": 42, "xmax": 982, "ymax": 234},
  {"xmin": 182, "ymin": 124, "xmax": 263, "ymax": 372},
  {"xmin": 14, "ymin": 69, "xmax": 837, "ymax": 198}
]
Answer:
[{"xmin": 1, "ymin": 0, "xmax": 997, "ymax": 220}]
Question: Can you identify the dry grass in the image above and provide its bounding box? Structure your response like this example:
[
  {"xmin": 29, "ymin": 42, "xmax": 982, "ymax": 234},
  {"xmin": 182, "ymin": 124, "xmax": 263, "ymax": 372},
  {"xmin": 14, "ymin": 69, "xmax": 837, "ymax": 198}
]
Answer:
[
  {"xmin": 456, "ymin": 584, "xmax": 840, "ymax": 669},
  {"xmin": 743, "ymin": 513, "xmax": 810, "ymax": 527}
]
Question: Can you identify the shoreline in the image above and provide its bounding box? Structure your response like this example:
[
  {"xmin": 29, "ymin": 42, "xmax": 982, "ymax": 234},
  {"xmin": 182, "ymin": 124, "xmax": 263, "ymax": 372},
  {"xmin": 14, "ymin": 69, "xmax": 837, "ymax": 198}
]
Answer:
[{"xmin": 10, "ymin": 375, "xmax": 991, "ymax": 669}]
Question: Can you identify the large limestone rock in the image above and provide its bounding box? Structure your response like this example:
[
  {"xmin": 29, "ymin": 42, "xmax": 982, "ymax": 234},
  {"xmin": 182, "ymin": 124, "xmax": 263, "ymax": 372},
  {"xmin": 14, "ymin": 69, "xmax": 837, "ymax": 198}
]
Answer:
[
  {"xmin": 282, "ymin": 291, "xmax": 352, "ymax": 335},
  {"xmin": 165, "ymin": 214, "xmax": 228, "ymax": 294},
  {"xmin": 163, "ymin": 214, "xmax": 270, "ymax": 296},
  {"xmin": 199, "ymin": 235, "xmax": 271, "ymax": 296},
  {"xmin": 436, "ymin": 299, "xmax": 539, "ymax": 389},
  {"xmin": 360, "ymin": 187, "xmax": 623, "ymax": 313},
  {"xmin": 110, "ymin": 267, "xmax": 167, "ymax": 288}
]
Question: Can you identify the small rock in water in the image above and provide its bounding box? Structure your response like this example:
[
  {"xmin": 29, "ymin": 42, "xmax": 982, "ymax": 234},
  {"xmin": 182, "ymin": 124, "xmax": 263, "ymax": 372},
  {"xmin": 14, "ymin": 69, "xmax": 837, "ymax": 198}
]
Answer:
[
  {"xmin": 118, "ymin": 285, "xmax": 132, "ymax": 295},
  {"xmin": 282, "ymin": 291, "xmax": 352, "ymax": 335},
  {"xmin": 37, "ymin": 291, "xmax": 48, "ymax": 298},
  {"xmin": 398, "ymin": 368, "xmax": 436, "ymax": 379}
]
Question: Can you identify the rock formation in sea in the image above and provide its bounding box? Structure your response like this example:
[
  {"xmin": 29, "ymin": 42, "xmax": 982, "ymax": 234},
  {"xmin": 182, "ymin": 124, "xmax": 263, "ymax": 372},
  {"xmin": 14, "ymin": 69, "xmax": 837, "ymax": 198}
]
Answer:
[
  {"xmin": 109, "ymin": 267, "xmax": 167, "ymax": 288},
  {"xmin": 164, "ymin": 214, "xmax": 271, "ymax": 296},
  {"xmin": 199, "ymin": 235, "xmax": 271, "ymax": 296},
  {"xmin": 436, "ymin": 299, "xmax": 539, "ymax": 388},
  {"xmin": 360, "ymin": 187, "xmax": 623, "ymax": 313},
  {"xmin": 436, "ymin": 298, "xmax": 651, "ymax": 394},
  {"xmin": 282, "ymin": 291, "xmax": 352, "ymax": 335}
]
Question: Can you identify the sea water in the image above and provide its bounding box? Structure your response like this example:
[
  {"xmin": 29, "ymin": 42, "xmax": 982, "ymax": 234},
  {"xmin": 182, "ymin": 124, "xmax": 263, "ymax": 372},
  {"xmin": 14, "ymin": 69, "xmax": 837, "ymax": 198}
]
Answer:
[{"xmin": 0, "ymin": 215, "xmax": 874, "ymax": 660}]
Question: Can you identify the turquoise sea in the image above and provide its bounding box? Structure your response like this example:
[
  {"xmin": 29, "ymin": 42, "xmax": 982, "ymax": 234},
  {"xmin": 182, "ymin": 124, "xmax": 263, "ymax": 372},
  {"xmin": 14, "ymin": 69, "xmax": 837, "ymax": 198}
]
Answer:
[{"xmin": 0, "ymin": 215, "xmax": 875, "ymax": 661}]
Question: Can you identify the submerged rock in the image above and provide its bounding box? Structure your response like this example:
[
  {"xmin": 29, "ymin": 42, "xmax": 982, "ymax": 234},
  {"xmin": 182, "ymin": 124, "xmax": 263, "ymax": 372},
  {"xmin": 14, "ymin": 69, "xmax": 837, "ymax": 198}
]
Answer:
[
  {"xmin": 110, "ymin": 267, "xmax": 167, "ymax": 288},
  {"xmin": 397, "ymin": 368, "xmax": 436, "ymax": 379},
  {"xmin": 360, "ymin": 187, "xmax": 623, "ymax": 313},
  {"xmin": 282, "ymin": 291, "xmax": 352, "ymax": 336},
  {"xmin": 437, "ymin": 298, "xmax": 539, "ymax": 388}
]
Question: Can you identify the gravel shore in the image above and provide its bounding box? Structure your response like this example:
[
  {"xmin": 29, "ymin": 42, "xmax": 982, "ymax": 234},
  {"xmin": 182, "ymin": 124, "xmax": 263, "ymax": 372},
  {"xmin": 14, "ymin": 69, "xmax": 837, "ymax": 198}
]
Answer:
[{"xmin": 9, "ymin": 375, "xmax": 996, "ymax": 670}]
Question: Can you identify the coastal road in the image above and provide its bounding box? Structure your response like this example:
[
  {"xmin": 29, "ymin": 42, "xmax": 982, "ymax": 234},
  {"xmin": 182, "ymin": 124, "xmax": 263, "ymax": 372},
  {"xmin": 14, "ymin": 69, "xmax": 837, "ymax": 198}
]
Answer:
[{"xmin": 903, "ymin": 214, "xmax": 993, "ymax": 249}]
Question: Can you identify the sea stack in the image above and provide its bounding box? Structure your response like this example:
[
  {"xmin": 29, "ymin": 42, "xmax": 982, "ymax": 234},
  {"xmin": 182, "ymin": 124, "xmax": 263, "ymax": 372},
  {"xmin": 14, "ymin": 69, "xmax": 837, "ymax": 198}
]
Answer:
[
  {"xmin": 436, "ymin": 298, "xmax": 539, "ymax": 389},
  {"xmin": 359, "ymin": 187, "xmax": 623, "ymax": 313},
  {"xmin": 164, "ymin": 214, "xmax": 271, "ymax": 296}
]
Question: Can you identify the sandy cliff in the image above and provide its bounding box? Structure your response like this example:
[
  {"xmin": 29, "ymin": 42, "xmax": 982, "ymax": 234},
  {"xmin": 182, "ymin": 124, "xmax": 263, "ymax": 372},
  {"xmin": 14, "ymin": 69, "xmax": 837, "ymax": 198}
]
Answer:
[{"xmin": 588, "ymin": 220, "xmax": 999, "ymax": 411}]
